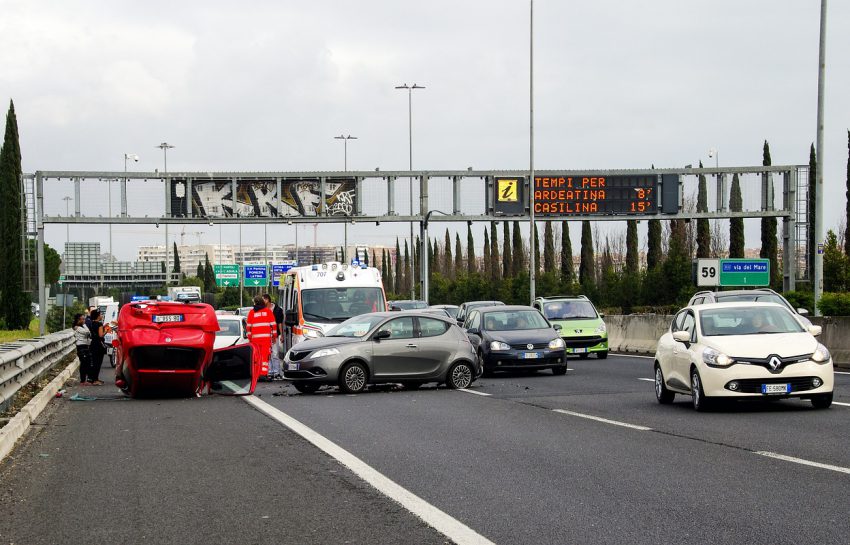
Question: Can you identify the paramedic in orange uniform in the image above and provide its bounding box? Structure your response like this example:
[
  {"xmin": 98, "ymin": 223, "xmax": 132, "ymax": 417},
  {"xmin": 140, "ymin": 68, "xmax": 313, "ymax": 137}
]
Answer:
[{"xmin": 246, "ymin": 295, "xmax": 277, "ymax": 378}]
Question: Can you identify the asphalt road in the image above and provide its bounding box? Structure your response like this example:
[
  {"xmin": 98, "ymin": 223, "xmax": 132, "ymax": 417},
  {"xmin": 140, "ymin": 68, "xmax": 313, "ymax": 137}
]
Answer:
[{"xmin": 2, "ymin": 354, "xmax": 849, "ymax": 544}]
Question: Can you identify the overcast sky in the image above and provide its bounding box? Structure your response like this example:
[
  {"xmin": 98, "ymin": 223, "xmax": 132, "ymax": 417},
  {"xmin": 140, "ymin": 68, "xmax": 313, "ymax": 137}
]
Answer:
[{"xmin": 1, "ymin": 0, "xmax": 848, "ymax": 261}]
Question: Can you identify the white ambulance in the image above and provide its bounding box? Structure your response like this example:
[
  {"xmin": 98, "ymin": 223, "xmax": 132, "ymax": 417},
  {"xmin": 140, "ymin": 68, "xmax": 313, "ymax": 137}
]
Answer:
[{"xmin": 279, "ymin": 262, "xmax": 387, "ymax": 351}]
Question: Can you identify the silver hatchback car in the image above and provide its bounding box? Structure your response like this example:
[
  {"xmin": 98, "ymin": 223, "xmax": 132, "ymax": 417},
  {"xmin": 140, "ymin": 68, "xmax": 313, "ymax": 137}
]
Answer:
[{"xmin": 283, "ymin": 312, "xmax": 480, "ymax": 394}]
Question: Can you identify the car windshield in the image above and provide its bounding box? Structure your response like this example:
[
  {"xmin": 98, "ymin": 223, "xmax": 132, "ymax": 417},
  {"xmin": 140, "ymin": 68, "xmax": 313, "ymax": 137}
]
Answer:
[
  {"xmin": 483, "ymin": 310, "xmax": 549, "ymax": 331},
  {"xmin": 301, "ymin": 288, "xmax": 386, "ymax": 322},
  {"xmin": 326, "ymin": 315, "xmax": 387, "ymax": 337},
  {"xmin": 437, "ymin": 306, "xmax": 459, "ymax": 319},
  {"xmin": 216, "ymin": 321, "xmax": 241, "ymax": 336},
  {"xmin": 699, "ymin": 307, "xmax": 805, "ymax": 336},
  {"xmin": 714, "ymin": 293, "xmax": 791, "ymax": 310},
  {"xmin": 542, "ymin": 301, "xmax": 597, "ymax": 320}
]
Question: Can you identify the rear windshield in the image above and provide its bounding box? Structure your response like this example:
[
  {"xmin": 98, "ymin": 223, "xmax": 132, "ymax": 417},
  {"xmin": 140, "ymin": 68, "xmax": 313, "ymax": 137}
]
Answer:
[{"xmin": 542, "ymin": 301, "xmax": 597, "ymax": 320}]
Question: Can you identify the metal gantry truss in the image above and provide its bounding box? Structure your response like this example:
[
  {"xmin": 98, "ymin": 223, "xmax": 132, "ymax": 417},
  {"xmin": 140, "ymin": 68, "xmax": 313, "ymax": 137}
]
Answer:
[{"xmin": 32, "ymin": 165, "xmax": 806, "ymax": 334}]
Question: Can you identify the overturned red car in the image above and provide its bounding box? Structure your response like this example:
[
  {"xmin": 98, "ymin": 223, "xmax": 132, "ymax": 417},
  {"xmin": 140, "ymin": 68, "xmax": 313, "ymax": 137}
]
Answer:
[{"xmin": 114, "ymin": 301, "xmax": 256, "ymax": 397}]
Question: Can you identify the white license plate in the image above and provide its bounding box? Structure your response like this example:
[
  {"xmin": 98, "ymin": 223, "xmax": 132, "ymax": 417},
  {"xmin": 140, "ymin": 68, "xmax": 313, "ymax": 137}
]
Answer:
[
  {"xmin": 522, "ymin": 352, "xmax": 541, "ymax": 359},
  {"xmin": 572, "ymin": 348, "xmax": 587, "ymax": 354},
  {"xmin": 286, "ymin": 363, "xmax": 300, "ymax": 371},
  {"xmin": 762, "ymin": 383, "xmax": 790, "ymax": 394},
  {"xmin": 153, "ymin": 314, "xmax": 184, "ymax": 323}
]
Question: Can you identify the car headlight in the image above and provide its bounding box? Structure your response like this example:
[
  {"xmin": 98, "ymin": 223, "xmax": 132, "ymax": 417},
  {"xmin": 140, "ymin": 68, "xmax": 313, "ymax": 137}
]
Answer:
[
  {"xmin": 490, "ymin": 341, "xmax": 511, "ymax": 351},
  {"xmin": 548, "ymin": 338, "xmax": 565, "ymax": 350},
  {"xmin": 812, "ymin": 343, "xmax": 831, "ymax": 363},
  {"xmin": 304, "ymin": 328, "xmax": 324, "ymax": 339},
  {"xmin": 310, "ymin": 348, "xmax": 340, "ymax": 359},
  {"xmin": 703, "ymin": 347, "xmax": 733, "ymax": 367},
  {"xmin": 594, "ymin": 322, "xmax": 607, "ymax": 334}
]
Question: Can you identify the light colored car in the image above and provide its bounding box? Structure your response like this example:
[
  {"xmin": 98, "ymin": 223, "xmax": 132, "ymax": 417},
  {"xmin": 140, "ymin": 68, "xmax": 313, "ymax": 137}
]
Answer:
[
  {"xmin": 687, "ymin": 289, "xmax": 812, "ymax": 327},
  {"xmin": 214, "ymin": 314, "xmax": 249, "ymax": 350},
  {"xmin": 654, "ymin": 302, "xmax": 833, "ymax": 411},
  {"xmin": 283, "ymin": 311, "xmax": 479, "ymax": 394}
]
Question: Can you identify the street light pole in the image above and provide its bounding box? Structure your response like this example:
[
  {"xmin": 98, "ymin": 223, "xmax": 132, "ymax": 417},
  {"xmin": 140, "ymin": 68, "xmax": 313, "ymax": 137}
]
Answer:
[
  {"xmin": 157, "ymin": 142, "xmax": 174, "ymax": 284},
  {"xmin": 813, "ymin": 0, "xmax": 827, "ymax": 315},
  {"xmin": 62, "ymin": 196, "xmax": 72, "ymax": 329},
  {"xmin": 335, "ymin": 135, "xmax": 358, "ymax": 262},
  {"xmin": 528, "ymin": 0, "xmax": 536, "ymax": 305},
  {"xmin": 120, "ymin": 153, "xmax": 139, "ymax": 262},
  {"xmin": 396, "ymin": 83, "xmax": 425, "ymax": 301}
]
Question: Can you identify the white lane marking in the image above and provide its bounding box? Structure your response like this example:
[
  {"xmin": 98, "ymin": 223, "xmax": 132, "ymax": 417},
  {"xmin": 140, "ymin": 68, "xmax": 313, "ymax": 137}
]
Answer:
[
  {"xmin": 637, "ymin": 378, "xmax": 655, "ymax": 382},
  {"xmin": 835, "ymin": 371, "xmax": 850, "ymax": 375},
  {"xmin": 609, "ymin": 353, "xmax": 654, "ymax": 359},
  {"xmin": 755, "ymin": 451, "xmax": 850, "ymax": 475},
  {"xmin": 832, "ymin": 401, "xmax": 850, "ymax": 407},
  {"xmin": 244, "ymin": 396, "xmax": 495, "ymax": 545},
  {"xmin": 458, "ymin": 389, "xmax": 491, "ymax": 397},
  {"xmin": 552, "ymin": 409, "xmax": 652, "ymax": 431}
]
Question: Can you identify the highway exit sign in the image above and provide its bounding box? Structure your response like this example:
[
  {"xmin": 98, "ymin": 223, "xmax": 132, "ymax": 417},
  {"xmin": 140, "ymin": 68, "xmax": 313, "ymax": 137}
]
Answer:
[
  {"xmin": 719, "ymin": 259, "xmax": 770, "ymax": 287},
  {"xmin": 243, "ymin": 265, "xmax": 269, "ymax": 287},
  {"xmin": 214, "ymin": 264, "xmax": 240, "ymax": 287}
]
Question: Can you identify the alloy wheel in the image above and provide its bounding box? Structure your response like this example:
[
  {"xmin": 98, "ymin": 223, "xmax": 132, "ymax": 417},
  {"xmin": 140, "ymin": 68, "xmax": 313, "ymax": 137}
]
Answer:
[
  {"xmin": 344, "ymin": 365, "xmax": 366, "ymax": 392},
  {"xmin": 450, "ymin": 363, "xmax": 473, "ymax": 389}
]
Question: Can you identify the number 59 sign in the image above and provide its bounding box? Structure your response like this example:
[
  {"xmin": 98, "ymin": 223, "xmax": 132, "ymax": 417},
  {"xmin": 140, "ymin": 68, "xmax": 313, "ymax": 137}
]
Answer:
[{"xmin": 696, "ymin": 259, "xmax": 720, "ymax": 287}]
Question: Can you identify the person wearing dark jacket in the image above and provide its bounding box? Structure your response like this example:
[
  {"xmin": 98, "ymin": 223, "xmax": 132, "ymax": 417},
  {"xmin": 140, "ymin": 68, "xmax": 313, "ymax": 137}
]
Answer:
[
  {"xmin": 87, "ymin": 309, "xmax": 106, "ymax": 385},
  {"xmin": 263, "ymin": 293, "xmax": 285, "ymax": 378}
]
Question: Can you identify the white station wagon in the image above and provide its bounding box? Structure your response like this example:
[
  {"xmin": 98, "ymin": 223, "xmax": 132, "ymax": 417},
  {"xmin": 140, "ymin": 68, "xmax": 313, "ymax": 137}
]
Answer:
[{"xmin": 654, "ymin": 302, "xmax": 833, "ymax": 411}]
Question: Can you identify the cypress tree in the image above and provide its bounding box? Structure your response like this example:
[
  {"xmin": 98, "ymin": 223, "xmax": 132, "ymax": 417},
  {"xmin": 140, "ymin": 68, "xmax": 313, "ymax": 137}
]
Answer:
[
  {"xmin": 511, "ymin": 221, "xmax": 524, "ymax": 276},
  {"xmin": 414, "ymin": 236, "xmax": 420, "ymax": 294},
  {"xmin": 0, "ymin": 100, "xmax": 28, "ymax": 329},
  {"xmin": 483, "ymin": 227, "xmax": 491, "ymax": 279},
  {"xmin": 532, "ymin": 223, "xmax": 541, "ymax": 273},
  {"xmin": 759, "ymin": 141, "xmax": 780, "ymax": 288},
  {"xmin": 502, "ymin": 222, "xmax": 512, "ymax": 278},
  {"xmin": 444, "ymin": 229, "xmax": 453, "ymax": 279},
  {"xmin": 844, "ymin": 131, "xmax": 850, "ymax": 257},
  {"xmin": 204, "ymin": 254, "xmax": 216, "ymax": 292},
  {"xmin": 647, "ymin": 219, "xmax": 662, "ymax": 270},
  {"xmin": 626, "ymin": 220, "xmax": 638, "ymax": 274},
  {"xmin": 429, "ymin": 238, "xmax": 436, "ymax": 274},
  {"xmin": 381, "ymin": 249, "xmax": 389, "ymax": 283},
  {"xmin": 467, "ymin": 224, "xmax": 476, "ymax": 275},
  {"xmin": 696, "ymin": 160, "xmax": 711, "ymax": 258},
  {"xmin": 490, "ymin": 221, "xmax": 501, "ymax": 283},
  {"xmin": 197, "ymin": 261, "xmax": 204, "ymax": 279},
  {"xmin": 808, "ymin": 144, "xmax": 817, "ymax": 279},
  {"xmin": 403, "ymin": 240, "xmax": 411, "ymax": 295},
  {"xmin": 394, "ymin": 238, "xmax": 402, "ymax": 294},
  {"xmin": 543, "ymin": 221, "xmax": 556, "ymax": 272},
  {"xmin": 579, "ymin": 220, "xmax": 595, "ymax": 285},
  {"xmin": 454, "ymin": 233, "xmax": 463, "ymax": 276},
  {"xmin": 560, "ymin": 221, "xmax": 574, "ymax": 285},
  {"xmin": 172, "ymin": 242, "xmax": 181, "ymax": 273},
  {"xmin": 729, "ymin": 173, "xmax": 745, "ymax": 258},
  {"xmin": 662, "ymin": 220, "xmax": 692, "ymax": 305}
]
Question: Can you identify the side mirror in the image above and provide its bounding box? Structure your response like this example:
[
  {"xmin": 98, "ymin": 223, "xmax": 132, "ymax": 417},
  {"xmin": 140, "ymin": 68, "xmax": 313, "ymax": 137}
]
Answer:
[
  {"xmin": 373, "ymin": 330, "xmax": 391, "ymax": 341},
  {"xmin": 672, "ymin": 331, "xmax": 691, "ymax": 343},
  {"xmin": 808, "ymin": 325, "xmax": 822, "ymax": 337},
  {"xmin": 553, "ymin": 324, "xmax": 562, "ymax": 331},
  {"xmin": 467, "ymin": 327, "xmax": 480, "ymax": 336},
  {"xmin": 284, "ymin": 309, "xmax": 297, "ymax": 327},
  {"xmin": 798, "ymin": 308, "xmax": 810, "ymax": 316}
]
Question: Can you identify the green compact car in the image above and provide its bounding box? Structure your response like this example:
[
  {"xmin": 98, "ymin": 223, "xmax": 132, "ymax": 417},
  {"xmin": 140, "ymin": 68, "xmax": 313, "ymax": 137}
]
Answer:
[{"xmin": 532, "ymin": 296, "xmax": 608, "ymax": 359}]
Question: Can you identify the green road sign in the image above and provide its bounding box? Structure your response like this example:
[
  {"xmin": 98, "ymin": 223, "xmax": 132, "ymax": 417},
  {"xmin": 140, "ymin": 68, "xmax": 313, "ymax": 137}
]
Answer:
[
  {"xmin": 58, "ymin": 275, "xmax": 65, "ymax": 286},
  {"xmin": 214, "ymin": 264, "xmax": 240, "ymax": 287},
  {"xmin": 243, "ymin": 265, "xmax": 269, "ymax": 287},
  {"xmin": 718, "ymin": 258, "xmax": 770, "ymax": 287}
]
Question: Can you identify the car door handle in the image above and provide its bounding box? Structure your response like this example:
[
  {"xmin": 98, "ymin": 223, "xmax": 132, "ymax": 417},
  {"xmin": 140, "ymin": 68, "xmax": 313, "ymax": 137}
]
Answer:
[{"xmin": 406, "ymin": 343, "xmax": 417, "ymax": 348}]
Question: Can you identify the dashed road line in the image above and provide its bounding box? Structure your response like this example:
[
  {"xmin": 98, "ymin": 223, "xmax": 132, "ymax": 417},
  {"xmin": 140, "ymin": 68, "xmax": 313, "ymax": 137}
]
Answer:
[
  {"xmin": 458, "ymin": 389, "xmax": 491, "ymax": 397},
  {"xmin": 244, "ymin": 396, "xmax": 496, "ymax": 545},
  {"xmin": 835, "ymin": 371, "xmax": 850, "ymax": 375},
  {"xmin": 832, "ymin": 401, "xmax": 850, "ymax": 407},
  {"xmin": 755, "ymin": 451, "xmax": 850, "ymax": 475},
  {"xmin": 610, "ymin": 353, "xmax": 654, "ymax": 359},
  {"xmin": 637, "ymin": 378, "xmax": 655, "ymax": 382},
  {"xmin": 552, "ymin": 409, "xmax": 653, "ymax": 431}
]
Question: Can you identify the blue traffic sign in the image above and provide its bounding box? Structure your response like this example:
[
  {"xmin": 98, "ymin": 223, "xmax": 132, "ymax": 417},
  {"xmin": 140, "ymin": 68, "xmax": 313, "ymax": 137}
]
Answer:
[
  {"xmin": 243, "ymin": 265, "xmax": 269, "ymax": 287},
  {"xmin": 271, "ymin": 261, "xmax": 298, "ymax": 286}
]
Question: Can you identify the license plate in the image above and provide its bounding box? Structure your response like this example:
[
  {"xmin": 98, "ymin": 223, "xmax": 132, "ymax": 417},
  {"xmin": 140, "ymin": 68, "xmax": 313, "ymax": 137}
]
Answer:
[
  {"xmin": 572, "ymin": 347, "xmax": 587, "ymax": 354},
  {"xmin": 153, "ymin": 314, "xmax": 184, "ymax": 323},
  {"xmin": 287, "ymin": 363, "xmax": 300, "ymax": 371},
  {"xmin": 762, "ymin": 383, "xmax": 790, "ymax": 394},
  {"xmin": 522, "ymin": 352, "xmax": 541, "ymax": 359}
]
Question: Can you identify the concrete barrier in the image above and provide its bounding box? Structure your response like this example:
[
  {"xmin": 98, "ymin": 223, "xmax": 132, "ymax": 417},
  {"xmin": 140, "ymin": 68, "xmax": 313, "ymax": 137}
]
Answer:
[{"xmin": 809, "ymin": 317, "xmax": 850, "ymax": 368}]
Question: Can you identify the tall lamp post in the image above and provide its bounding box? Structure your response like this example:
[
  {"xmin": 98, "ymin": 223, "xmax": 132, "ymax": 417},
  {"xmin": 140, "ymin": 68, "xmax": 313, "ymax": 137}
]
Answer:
[
  {"xmin": 157, "ymin": 142, "xmax": 175, "ymax": 284},
  {"xmin": 62, "ymin": 196, "xmax": 72, "ymax": 329},
  {"xmin": 119, "ymin": 153, "xmax": 139, "ymax": 260},
  {"xmin": 395, "ymin": 83, "xmax": 425, "ymax": 301},
  {"xmin": 813, "ymin": 0, "xmax": 827, "ymax": 315},
  {"xmin": 335, "ymin": 134, "xmax": 358, "ymax": 262},
  {"xmin": 528, "ymin": 0, "xmax": 536, "ymax": 304}
]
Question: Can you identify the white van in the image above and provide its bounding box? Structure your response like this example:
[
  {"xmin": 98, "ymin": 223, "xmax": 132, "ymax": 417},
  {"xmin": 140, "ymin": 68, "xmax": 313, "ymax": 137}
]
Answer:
[{"xmin": 279, "ymin": 262, "xmax": 386, "ymax": 351}]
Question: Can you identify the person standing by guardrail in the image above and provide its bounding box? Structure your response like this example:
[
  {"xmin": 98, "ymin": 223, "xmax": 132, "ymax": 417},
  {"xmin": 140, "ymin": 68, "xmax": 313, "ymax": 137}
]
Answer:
[
  {"xmin": 86, "ymin": 309, "xmax": 106, "ymax": 385},
  {"xmin": 73, "ymin": 313, "xmax": 94, "ymax": 385}
]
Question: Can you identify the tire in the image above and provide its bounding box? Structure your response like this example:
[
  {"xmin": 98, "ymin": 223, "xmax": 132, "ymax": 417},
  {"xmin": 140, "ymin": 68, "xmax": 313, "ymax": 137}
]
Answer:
[
  {"xmin": 292, "ymin": 381, "xmax": 320, "ymax": 394},
  {"xmin": 811, "ymin": 392, "xmax": 833, "ymax": 409},
  {"xmin": 446, "ymin": 362, "xmax": 474, "ymax": 389},
  {"xmin": 401, "ymin": 381, "xmax": 424, "ymax": 390},
  {"xmin": 338, "ymin": 361, "xmax": 368, "ymax": 394},
  {"xmin": 690, "ymin": 368, "xmax": 710, "ymax": 412},
  {"xmin": 596, "ymin": 350, "xmax": 608, "ymax": 359},
  {"xmin": 579, "ymin": 353, "xmax": 589, "ymax": 359},
  {"xmin": 552, "ymin": 365, "xmax": 567, "ymax": 376},
  {"xmin": 654, "ymin": 364, "xmax": 675, "ymax": 404}
]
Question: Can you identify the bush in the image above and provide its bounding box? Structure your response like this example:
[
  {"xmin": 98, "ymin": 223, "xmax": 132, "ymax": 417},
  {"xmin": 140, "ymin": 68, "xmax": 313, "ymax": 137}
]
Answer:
[
  {"xmin": 816, "ymin": 292, "xmax": 850, "ymax": 316},
  {"xmin": 783, "ymin": 290, "xmax": 814, "ymax": 314},
  {"xmin": 46, "ymin": 300, "xmax": 87, "ymax": 333}
]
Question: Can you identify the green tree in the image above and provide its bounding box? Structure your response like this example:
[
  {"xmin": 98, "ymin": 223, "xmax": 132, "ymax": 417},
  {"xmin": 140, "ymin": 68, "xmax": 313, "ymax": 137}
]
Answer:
[
  {"xmin": 203, "ymin": 254, "xmax": 216, "ymax": 292},
  {"xmin": 25, "ymin": 239, "xmax": 60, "ymax": 286},
  {"xmin": 490, "ymin": 221, "xmax": 501, "ymax": 283},
  {"xmin": 467, "ymin": 224, "xmax": 476, "ymax": 275},
  {"xmin": 414, "ymin": 236, "xmax": 420, "ymax": 295},
  {"xmin": 428, "ymin": 238, "xmax": 435, "ymax": 275},
  {"xmin": 502, "ymin": 222, "xmax": 512, "ymax": 279},
  {"xmin": 394, "ymin": 238, "xmax": 402, "ymax": 294},
  {"xmin": 443, "ymin": 229, "xmax": 453, "ymax": 279},
  {"xmin": 696, "ymin": 160, "xmax": 711, "ymax": 258},
  {"xmin": 729, "ymin": 173, "xmax": 745, "ymax": 258},
  {"xmin": 662, "ymin": 220, "xmax": 693, "ymax": 305},
  {"xmin": 543, "ymin": 221, "xmax": 555, "ymax": 272},
  {"xmin": 511, "ymin": 221, "xmax": 524, "ymax": 276},
  {"xmin": 454, "ymin": 233, "xmax": 463, "ymax": 277},
  {"xmin": 0, "ymin": 100, "xmax": 29, "ymax": 329},
  {"xmin": 626, "ymin": 220, "xmax": 638, "ymax": 274},
  {"xmin": 579, "ymin": 220, "xmax": 594, "ymax": 286},
  {"xmin": 760, "ymin": 141, "xmax": 780, "ymax": 288},
  {"xmin": 808, "ymin": 144, "xmax": 817, "ymax": 277},
  {"xmin": 647, "ymin": 219, "xmax": 662, "ymax": 270},
  {"xmin": 172, "ymin": 242, "xmax": 181, "ymax": 273},
  {"xmin": 197, "ymin": 261, "xmax": 204, "ymax": 279},
  {"xmin": 823, "ymin": 230, "xmax": 849, "ymax": 292},
  {"xmin": 532, "ymin": 223, "xmax": 540, "ymax": 274},
  {"xmin": 845, "ymin": 131, "xmax": 850, "ymax": 256},
  {"xmin": 560, "ymin": 221, "xmax": 574, "ymax": 285},
  {"xmin": 403, "ymin": 240, "xmax": 411, "ymax": 295},
  {"xmin": 482, "ymin": 226, "xmax": 491, "ymax": 280}
]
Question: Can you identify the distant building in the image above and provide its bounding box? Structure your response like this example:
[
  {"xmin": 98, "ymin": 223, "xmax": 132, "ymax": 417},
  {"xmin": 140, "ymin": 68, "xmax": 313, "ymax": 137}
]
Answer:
[{"xmin": 63, "ymin": 242, "xmax": 167, "ymax": 288}]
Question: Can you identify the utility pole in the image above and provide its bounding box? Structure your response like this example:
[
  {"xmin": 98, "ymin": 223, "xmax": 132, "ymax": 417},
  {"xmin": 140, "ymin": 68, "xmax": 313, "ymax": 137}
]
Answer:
[
  {"xmin": 335, "ymin": 134, "xmax": 357, "ymax": 262},
  {"xmin": 813, "ymin": 0, "xmax": 827, "ymax": 315},
  {"xmin": 528, "ymin": 0, "xmax": 536, "ymax": 304},
  {"xmin": 157, "ymin": 142, "xmax": 174, "ymax": 284},
  {"xmin": 395, "ymin": 83, "xmax": 425, "ymax": 300}
]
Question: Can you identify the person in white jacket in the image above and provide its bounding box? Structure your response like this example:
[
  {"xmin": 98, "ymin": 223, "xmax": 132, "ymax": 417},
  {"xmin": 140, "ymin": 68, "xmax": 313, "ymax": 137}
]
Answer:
[{"xmin": 73, "ymin": 313, "xmax": 95, "ymax": 385}]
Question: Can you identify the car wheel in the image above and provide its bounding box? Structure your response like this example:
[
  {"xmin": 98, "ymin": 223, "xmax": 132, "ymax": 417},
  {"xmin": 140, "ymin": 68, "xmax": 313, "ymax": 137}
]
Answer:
[
  {"xmin": 654, "ymin": 364, "xmax": 675, "ymax": 404},
  {"xmin": 401, "ymin": 381, "xmax": 424, "ymax": 390},
  {"xmin": 338, "ymin": 361, "xmax": 368, "ymax": 394},
  {"xmin": 447, "ymin": 362, "xmax": 474, "ymax": 389},
  {"xmin": 597, "ymin": 350, "xmax": 608, "ymax": 359},
  {"xmin": 292, "ymin": 381, "xmax": 320, "ymax": 394},
  {"xmin": 691, "ymin": 368, "xmax": 710, "ymax": 412},
  {"xmin": 811, "ymin": 392, "xmax": 833, "ymax": 409},
  {"xmin": 552, "ymin": 365, "xmax": 567, "ymax": 375},
  {"xmin": 579, "ymin": 353, "xmax": 589, "ymax": 359}
]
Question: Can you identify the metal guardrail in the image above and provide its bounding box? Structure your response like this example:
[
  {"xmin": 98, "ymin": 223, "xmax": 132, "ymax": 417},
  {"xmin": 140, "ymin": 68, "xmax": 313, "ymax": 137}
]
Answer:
[{"xmin": 0, "ymin": 330, "xmax": 75, "ymax": 414}]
